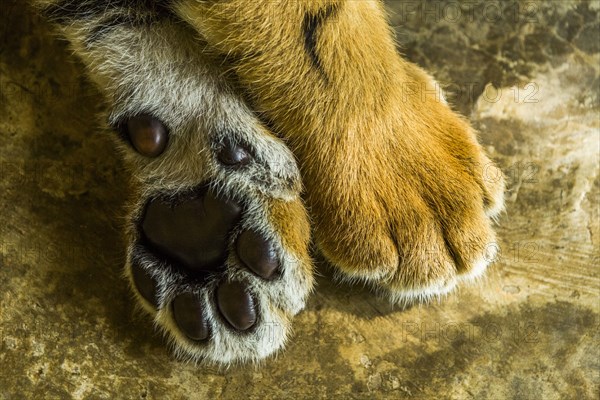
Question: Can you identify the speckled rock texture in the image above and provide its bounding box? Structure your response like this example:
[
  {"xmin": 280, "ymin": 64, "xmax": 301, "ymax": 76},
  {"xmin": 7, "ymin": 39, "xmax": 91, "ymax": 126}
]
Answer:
[{"xmin": 1, "ymin": 1, "xmax": 598, "ymax": 399}]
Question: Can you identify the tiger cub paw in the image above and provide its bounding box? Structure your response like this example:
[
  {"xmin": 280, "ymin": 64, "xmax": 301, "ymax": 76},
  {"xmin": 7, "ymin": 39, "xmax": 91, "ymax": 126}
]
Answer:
[{"xmin": 310, "ymin": 65, "xmax": 505, "ymax": 305}]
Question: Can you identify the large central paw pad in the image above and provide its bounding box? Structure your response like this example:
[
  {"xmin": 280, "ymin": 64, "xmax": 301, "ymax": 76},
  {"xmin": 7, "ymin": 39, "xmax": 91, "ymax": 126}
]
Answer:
[{"xmin": 142, "ymin": 190, "xmax": 241, "ymax": 275}]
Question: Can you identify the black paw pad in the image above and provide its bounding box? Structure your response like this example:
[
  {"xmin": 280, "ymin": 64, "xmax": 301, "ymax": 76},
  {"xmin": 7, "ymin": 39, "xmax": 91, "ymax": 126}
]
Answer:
[
  {"xmin": 126, "ymin": 114, "xmax": 169, "ymax": 157},
  {"xmin": 131, "ymin": 262, "xmax": 159, "ymax": 308},
  {"xmin": 141, "ymin": 190, "xmax": 241, "ymax": 274},
  {"xmin": 217, "ymin": 141, "xmax": 252, "ymax": 167},
  {"xmin": 217, "ymin": 281, "xmax": 257, "ymax": 331},
  {"xmin": 236, "ymin": 230, "xmax": 279, "ymax": 280},
  {"xmin": 172, "ymin": 293, "xmax": 210, "ymax": 341}
]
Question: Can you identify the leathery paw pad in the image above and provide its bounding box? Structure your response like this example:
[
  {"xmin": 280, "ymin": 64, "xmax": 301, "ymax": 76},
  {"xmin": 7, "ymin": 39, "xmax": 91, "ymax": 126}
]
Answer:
[{"xmin": 117, "ymin": 115, "xmax": 314, "ymax": 364}]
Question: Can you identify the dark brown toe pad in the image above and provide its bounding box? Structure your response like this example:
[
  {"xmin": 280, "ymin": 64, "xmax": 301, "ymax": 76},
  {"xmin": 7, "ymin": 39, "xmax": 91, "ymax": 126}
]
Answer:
[
  {"xmin": 172, "ymin": 293, "xmax": 210, "ymax": 341},
  {"xmin": 217, "ymin": 140, "xmax": 252, "ymax": 167},
  {"xmin": 126, "ymin": 114, "xmax": 169, "ymax": 157},
  {"xmin": 216, "ymin": 281, "xmax": 257, "ymax": 331},
  {"xmin": 131, "ymin": 261, "xmax": 159, "ymax": 308},
  {"xmin": 236, "ymin": 230, "xmax": 279, "ymax": 279}
]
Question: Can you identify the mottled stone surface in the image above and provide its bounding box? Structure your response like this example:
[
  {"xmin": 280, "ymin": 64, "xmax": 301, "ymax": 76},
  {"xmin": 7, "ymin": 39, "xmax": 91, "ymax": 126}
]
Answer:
[{"xmin": 1, "ymin": 1, "xmax": 598, "ymax": 399}]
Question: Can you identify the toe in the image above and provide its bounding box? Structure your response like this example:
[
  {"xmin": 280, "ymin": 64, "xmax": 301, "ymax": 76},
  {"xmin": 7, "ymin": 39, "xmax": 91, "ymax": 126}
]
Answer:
[
  {"xmin": 172, "ymin": 293, "xmax": 210, "ymax": 341},
  {"xmin": 236, "ymin": 230, "xmax": 279, "ymax": 279},
  {"xmin": 126, "ymin": 114, "xmax": 169, "ymax": 157},
  {"xmin": 131, "ymin": 262, "xmax": 159, "ymax": 308},
  {"xmin": 217, "ymin": 140, "xmax": 252, "ymax": 167},
  {"xmin": 216, "ymin": 281, "xmax": 257, "ymax": 331}
]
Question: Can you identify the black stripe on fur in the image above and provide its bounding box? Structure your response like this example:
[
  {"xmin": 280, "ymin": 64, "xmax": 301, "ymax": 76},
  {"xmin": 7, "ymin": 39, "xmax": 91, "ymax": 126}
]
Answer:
[{"xmin": 302, "ymin": 3, "xmax": 339, "ymax": 83}]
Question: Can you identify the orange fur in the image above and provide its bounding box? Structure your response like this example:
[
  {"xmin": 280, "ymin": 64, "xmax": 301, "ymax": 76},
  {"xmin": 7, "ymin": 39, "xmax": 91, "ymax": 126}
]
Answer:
[{"xmin": 175, "ymin": 0, "xmax": 505, "ymax": 297}]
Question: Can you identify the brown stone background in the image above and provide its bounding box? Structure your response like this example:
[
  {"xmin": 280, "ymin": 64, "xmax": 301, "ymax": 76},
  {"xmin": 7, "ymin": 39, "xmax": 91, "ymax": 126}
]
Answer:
[{"xmin": 1, "ymin": 1, "xmax": 598, "ymax": 399}]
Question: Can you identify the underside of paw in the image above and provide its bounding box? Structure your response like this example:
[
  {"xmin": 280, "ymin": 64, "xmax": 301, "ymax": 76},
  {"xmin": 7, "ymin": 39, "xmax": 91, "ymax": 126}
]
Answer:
[{"xmin": 118, "ymin": 114, "xmax": 313, "ymax": 364}]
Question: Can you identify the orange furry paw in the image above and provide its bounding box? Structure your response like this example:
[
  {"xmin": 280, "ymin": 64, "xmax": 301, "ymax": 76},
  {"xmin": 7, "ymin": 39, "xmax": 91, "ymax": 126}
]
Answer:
[
  {"xmin": 176, "ymin": 0, "xmax": 505, "ymax": 304},
  {"xmin": 310, "ymin": 64, "xmax": 506, "ymax": 303}
]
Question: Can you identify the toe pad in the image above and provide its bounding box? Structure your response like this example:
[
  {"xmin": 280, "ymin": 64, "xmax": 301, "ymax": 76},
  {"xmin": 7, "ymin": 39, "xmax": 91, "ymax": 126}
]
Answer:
[
  {"xmin": 126, "ymin": 114, "xmax": 168, "ymax": 157},
  {"xmin": 217, "ymin": 281, "xmax": 257, "ymax": 331},
  {"xmin": 237, "ymin": 230, "xmax": 279, "ymax": 280},
  {"xmin": 172, "ymin": 293, "xmax": 210, "ymax": 341}
]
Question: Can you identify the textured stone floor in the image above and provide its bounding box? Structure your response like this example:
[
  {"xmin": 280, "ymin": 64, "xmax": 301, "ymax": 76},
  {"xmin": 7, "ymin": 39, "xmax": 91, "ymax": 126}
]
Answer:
[{"xmin": 1, "ymin": 1, "xmax": 598, "ymax": 399}]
